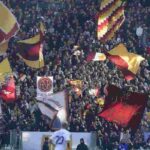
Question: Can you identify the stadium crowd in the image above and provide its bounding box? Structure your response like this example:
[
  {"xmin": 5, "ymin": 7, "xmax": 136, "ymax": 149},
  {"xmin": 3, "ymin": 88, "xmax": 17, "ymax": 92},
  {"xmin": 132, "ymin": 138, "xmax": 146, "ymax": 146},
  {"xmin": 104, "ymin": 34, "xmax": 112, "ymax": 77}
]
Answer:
[{"xmin": 0, "ymin": 0, "xmax": 150, "ymax": 149}]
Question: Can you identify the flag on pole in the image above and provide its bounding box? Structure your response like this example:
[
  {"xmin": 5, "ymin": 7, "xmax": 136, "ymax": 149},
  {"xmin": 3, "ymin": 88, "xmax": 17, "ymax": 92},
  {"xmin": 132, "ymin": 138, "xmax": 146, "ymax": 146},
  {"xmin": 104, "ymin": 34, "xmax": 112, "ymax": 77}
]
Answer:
[
  {"xmin": 17, "ymin": 24, "xmax": 44, "ymax": 69},
  {"xmin": 98, "ymin": 85, "xmax": 148, "ymax": 129},
  {"xmin": 97, "ymin": 0, "xmax": 125, "ymax": 42},
  {"xmin": 106, "ymin": 44, "xmax": 145, "ymax": 80},
  {"xmin": 37, "ymin": 101, "xmax": 58, "ymax": 119},
  {"xmin": 0, "ymin": 1, "xmax": 19, "ymax": 45},
  {"xmin": 86, "ymin": 52, "xmax": 106, "ymax": 62}
]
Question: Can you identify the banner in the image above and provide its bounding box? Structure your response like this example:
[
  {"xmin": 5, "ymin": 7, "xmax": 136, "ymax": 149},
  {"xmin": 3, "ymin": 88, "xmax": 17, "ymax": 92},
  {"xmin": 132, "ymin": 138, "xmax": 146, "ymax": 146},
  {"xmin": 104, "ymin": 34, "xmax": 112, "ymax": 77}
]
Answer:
[
  {"xmin": 37, "ymin": 76, "xmax": 53, "ymax": 98},
  {"xmin": 17, "ymin": 23, "xmax": 44, "ymax": 68},
  {"xmin": 37, "ymin": 91, "xmax": 68, "ymax": 129}
]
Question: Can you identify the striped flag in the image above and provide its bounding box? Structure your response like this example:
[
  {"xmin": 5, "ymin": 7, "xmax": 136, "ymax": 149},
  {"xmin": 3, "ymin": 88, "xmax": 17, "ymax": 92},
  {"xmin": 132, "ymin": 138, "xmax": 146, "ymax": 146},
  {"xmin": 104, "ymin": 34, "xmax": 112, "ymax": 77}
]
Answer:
[
  {"xmin": 106, "ymin": 43, "xmax": 145, "ymax": 80},
  {"xmin": 86, "ymin": 52, "xmax": 106, "ymax": 62},
  {"xmin": 17, "ymin": 26, "xmax": 44, "ymax": 69},
  {"xmin": 37, "ymin": 100, "xmax": 58, "ymax": 119},
  {"xmin": 0, "ymin": 2, "xmax": 19, "ymax": 45},
  {"xmin": 97, "ymin": 0, "xmax": 125, "ymax": 42}
]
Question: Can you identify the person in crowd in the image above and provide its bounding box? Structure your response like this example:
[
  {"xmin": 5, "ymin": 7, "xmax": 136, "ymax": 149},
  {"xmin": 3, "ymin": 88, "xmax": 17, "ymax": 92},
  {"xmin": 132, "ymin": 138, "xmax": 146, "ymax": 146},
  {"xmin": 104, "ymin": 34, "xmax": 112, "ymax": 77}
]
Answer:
[
  {"xmin": 42, "ymin": 137, "xmax": 49, "ymax": 150},
  {"xmin": 76, "ymin": 138, "xmax": 88, "ymax": 150}
]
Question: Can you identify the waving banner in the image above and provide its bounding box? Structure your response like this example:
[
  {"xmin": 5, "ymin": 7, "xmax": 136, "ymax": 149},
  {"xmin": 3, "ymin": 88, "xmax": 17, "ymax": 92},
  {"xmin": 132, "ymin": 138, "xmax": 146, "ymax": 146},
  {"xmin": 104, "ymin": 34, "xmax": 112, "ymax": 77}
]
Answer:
[{"xmin": 37, "ymin": 91, "xmax": 68, "ymax": 130}]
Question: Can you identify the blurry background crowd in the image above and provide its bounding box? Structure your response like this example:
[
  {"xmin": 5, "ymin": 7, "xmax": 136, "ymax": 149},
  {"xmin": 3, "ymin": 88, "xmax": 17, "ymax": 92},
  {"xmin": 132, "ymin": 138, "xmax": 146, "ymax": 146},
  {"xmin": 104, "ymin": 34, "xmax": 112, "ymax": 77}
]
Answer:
[{"xmin": 0, "ymin": 0, "xmax": 150, "ymax": 149}]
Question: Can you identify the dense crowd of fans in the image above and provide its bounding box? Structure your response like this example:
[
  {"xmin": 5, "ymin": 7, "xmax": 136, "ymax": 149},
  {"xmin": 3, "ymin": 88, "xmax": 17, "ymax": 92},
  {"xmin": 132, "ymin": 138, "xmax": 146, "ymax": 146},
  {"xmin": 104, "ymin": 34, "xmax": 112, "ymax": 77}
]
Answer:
[{"xmin": 0, "ymin": 0, "xmax": 150, "ymax": 149}]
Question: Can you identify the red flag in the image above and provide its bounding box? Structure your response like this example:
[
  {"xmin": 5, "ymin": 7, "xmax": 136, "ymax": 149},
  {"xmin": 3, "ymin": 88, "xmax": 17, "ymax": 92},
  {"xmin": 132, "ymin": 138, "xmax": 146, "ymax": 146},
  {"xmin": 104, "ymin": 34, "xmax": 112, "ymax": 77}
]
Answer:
[
  {"xmin": 0, "ymin": 77, "xmax": 16, "ymax": 102},
  {"xmin": 98, "ymin": 85, "xmax": 148, "ymax": 129}
]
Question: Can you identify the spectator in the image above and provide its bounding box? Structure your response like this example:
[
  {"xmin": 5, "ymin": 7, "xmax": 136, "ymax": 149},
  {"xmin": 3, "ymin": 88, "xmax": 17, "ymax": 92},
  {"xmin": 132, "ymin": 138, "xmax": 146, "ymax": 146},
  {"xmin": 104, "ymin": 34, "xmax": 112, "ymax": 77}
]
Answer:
[
  {"xmin": 76, "ymin": 138, "xmax": 88, "ymax": 150},
  {"xmin": 42, "ymin": 137, "xmax": 49, "ymax": 150}
]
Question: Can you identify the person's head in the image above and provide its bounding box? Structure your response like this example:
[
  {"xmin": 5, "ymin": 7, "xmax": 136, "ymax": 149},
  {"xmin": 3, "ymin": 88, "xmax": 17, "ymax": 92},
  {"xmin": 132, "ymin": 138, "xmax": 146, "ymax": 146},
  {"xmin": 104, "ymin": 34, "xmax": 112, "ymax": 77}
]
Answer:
[
  {"xmin": 80, "ymin": 138, "xmax": 85, "ymax": 144},
  {"xmin": 44, "ymin": 137, "xmax": 49, "ymax": 142},
  {"xmin": 61, "ymin": 121, "xmax": 68, "ymax": 129}
]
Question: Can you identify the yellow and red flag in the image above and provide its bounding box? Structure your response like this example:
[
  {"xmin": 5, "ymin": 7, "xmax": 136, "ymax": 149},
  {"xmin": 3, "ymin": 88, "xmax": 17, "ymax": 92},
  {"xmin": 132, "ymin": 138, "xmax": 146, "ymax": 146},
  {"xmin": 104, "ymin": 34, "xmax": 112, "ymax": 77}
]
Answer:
[
  {"xmin": 106, "ymin": 43, "xmax": 145, "ymax": 80},
  {"xmin": 0, "ymin": 2, "xmax": 19, "ymax": 45},
  {"xmin": 97, "ymin": 0, "xmax": 125, "ymax": 42},
  {"xmin": 68, "ymin": 80, "xmax": 82, "ymax": 96},
  {"xmin": 17, "ymin": 24, "xmax": 44, "ymax": 69}
]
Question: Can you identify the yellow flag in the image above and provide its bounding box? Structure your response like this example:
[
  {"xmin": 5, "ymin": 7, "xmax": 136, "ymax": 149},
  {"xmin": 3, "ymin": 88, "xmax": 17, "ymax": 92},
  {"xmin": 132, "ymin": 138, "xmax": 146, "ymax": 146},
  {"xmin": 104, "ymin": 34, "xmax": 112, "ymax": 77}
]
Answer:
[
  {"xmin": 0, "ymin": 41, "xmax": 8, "ymax": 54},
  {"xmin": 0, "ymin": 2, "xmax": 19, "ymax": 44},
  {"xmin": 0, "ymin": 58, "xmax": 12, "ymax": 83}
]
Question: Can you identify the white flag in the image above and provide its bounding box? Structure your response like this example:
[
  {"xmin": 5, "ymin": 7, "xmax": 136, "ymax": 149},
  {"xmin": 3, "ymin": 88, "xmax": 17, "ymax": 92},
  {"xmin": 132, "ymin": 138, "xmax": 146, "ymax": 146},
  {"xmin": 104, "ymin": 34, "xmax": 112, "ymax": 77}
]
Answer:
[{"xmin": 37, "ymin": 91, "xmax": 68, "ymax": 129}]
